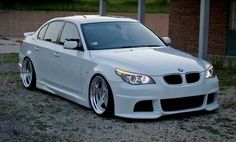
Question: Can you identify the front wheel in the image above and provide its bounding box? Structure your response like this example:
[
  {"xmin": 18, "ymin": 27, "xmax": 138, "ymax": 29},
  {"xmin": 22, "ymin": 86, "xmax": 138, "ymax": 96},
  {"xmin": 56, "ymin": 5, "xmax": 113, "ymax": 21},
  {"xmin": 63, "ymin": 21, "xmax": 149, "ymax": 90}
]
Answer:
[
  {"xmin": 89, "ymin": 75, "xmax": 114, "ymax": 117},
  {"xmin": 21, "ymin": 58, "xmax": 36, "ymax": 89}
]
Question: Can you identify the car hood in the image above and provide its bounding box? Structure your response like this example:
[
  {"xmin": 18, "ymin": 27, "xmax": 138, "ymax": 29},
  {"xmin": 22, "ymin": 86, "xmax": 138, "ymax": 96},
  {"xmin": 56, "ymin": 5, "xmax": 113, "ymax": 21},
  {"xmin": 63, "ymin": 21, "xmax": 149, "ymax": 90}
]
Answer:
[{"xmin": 90, "ymin": 47, "xmax": 205, "ymax": 76}]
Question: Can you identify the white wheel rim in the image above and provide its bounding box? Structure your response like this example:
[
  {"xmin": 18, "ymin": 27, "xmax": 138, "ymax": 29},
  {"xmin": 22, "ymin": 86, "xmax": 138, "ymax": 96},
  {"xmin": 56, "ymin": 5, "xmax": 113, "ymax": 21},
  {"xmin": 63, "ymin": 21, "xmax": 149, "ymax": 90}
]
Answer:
[
  {"xmin": 21, "ymin": 59, "xmax": 33, "ymax": 87},
  {"xmin": 90, "ymin": 76, "xmax": 109, "ymax": 114}
]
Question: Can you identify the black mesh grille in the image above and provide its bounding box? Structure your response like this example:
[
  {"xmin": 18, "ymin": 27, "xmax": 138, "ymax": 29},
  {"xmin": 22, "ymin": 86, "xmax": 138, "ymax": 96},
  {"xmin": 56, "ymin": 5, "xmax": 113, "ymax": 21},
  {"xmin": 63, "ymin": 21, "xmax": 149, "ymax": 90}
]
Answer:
[
  {"xmin": 163, "ymin": 75, "xmax": 182, "ymax": 84},
  {"xmin": 134, "ymin": 100, "xmax": 153, "ymax": 112},
  {"xmin": 186, "ymin": 73, "xmax": 200, "ymax": 83},
  {"xmin": 161, "ymin": 95, "xmax": 204, "ymax": 111},
  {"xmin": 207, "ymin": 93, "xmax": 215, "ymax": 104}
]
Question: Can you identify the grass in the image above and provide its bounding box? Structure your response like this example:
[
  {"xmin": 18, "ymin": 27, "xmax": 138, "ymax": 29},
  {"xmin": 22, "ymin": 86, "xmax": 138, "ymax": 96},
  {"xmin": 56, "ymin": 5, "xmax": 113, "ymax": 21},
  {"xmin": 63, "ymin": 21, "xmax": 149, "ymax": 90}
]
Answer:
[
  {"xmin": 0, "ymin": 71, "xmax": 18, "ymax": 78},
  {"xmin": 212, "ymin": 56, "xmax": 236, "ymax": 88},
  {"xmin": 0, "ymin": 0, "xmax": 170, "ymax": 13},
  {"xmin": 0, "ymin": 53, "xmax": 19, "ymax": 64},
  {"xmin": 215, "ymin": 67, "xmax": 236, "ymax": 87}
]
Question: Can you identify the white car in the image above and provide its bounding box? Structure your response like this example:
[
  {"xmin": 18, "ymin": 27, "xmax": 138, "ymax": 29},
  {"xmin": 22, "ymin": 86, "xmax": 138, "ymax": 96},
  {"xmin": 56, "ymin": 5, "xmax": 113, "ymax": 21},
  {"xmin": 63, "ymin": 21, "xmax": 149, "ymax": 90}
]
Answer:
[{"xmin": 19, "ymin": 15, "xmax": 219, "ymax": 119}]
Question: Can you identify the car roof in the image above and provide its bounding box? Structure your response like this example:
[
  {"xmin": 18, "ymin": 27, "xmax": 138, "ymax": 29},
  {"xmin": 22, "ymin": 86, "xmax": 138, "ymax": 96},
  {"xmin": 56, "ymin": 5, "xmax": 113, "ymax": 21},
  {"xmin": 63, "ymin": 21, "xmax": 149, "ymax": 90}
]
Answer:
[{"xmin": 52, "ymin": 15, "xmax": 138, "ymax": 24}]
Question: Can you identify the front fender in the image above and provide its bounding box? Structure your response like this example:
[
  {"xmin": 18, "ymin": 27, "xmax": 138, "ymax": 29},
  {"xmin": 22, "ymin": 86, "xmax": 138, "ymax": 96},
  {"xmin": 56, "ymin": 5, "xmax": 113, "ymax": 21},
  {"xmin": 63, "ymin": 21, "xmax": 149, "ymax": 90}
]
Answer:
[{"xmin": 80, "ymin": 58, "xmax": 122, "ymax": 108}]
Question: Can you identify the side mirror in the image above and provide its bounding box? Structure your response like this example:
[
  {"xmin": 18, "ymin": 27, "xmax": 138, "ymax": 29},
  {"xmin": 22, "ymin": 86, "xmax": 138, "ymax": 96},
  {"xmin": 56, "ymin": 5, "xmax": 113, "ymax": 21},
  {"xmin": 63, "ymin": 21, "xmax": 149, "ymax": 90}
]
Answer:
[
  {"xmin": 64, "ymin": 41, "xmax": 78, "ymax": 50},
  {"xmin": 162, "ymin": 37, "xmax": 171, "ymax": 46}
]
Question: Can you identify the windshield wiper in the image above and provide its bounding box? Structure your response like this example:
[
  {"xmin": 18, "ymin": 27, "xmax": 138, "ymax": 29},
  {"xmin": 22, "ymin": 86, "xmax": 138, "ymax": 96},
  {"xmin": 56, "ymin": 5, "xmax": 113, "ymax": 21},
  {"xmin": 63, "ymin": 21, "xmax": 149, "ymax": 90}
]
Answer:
[{"xmin": 120, "ymin": 45, "xmax": 162, "ymax": 48}]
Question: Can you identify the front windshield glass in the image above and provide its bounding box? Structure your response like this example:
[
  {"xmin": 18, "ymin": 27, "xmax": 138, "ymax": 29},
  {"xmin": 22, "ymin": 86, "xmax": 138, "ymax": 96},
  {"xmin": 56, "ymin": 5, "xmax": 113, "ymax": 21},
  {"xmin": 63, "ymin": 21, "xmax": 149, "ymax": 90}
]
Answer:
[{"xmin": 81, "ymin": 21, "xmax": 165, "ymax": 50}]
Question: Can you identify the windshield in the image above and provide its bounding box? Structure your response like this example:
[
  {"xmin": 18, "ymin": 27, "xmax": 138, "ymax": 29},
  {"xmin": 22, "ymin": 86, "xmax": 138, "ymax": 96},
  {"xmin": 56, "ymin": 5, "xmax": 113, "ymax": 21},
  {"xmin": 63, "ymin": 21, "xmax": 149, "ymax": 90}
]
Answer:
[{"xmin": 81, "ymin": 21, "xmax": 165, "ymax": 50}]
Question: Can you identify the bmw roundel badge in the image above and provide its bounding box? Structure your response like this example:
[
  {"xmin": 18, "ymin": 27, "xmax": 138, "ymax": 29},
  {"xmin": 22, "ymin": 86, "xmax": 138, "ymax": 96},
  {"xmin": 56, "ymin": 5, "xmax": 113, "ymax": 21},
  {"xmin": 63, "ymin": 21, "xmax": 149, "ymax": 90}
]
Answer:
[{"xmin": 178, "ymin": 68, "xmax": 184, "ymax": 72}]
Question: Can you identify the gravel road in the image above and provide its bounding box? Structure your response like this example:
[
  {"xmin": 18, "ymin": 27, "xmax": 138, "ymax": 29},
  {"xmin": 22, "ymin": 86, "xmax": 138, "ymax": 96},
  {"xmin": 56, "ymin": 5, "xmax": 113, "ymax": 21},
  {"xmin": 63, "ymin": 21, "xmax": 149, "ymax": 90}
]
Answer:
[{"xmin": 0, "ymin": 64, "xmax": 236, "ymax": 142}]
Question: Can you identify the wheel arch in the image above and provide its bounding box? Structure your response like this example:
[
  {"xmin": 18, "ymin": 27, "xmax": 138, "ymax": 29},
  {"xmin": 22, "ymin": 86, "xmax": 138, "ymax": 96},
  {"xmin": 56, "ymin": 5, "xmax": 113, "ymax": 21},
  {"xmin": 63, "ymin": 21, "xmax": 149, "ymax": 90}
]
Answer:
[
  {"xmin": 82, "ymin": 61, "xmax": 120, "ymax": 110},
  {"xmin": 87, "ymin": 64, "xmax": 118, "ymax": 102},
  {"xmin": 22, "ymin": 56, "xmax": 38, "ymax": 81},
  {"xmin": 23, "ymin": 56, "xmax": 36, "ymax": 72},
  {"xmin": 88, "ymin": 72, "xmax": 114, "ymax": 99},
  {"xmin": 21, "ymin": 56, "xmax": 37, "ymax": 89},
  {"xmin": 88, "ymin": 72, "xmax": 115, "ymax": 116}
]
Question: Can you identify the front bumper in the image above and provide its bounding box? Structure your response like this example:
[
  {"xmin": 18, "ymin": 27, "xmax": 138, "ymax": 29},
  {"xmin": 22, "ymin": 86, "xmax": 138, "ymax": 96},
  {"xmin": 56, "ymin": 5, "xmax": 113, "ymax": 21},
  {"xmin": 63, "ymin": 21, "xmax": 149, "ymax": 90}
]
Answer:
[{"xmin": 109, "ymin": 74, "xmax": 219, "ymax": 119}]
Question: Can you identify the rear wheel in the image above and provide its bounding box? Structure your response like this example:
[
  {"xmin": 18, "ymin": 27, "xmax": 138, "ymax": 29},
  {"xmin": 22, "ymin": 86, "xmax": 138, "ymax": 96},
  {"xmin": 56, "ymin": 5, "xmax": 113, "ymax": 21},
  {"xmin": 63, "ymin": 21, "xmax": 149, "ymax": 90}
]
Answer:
[
  {"xmin": 89, "ymin": 75, "xmax": 114, "ymax": 117},
  {"xmin": 21, "ymin": 58, "xmax": 36, "ymax": 89}
]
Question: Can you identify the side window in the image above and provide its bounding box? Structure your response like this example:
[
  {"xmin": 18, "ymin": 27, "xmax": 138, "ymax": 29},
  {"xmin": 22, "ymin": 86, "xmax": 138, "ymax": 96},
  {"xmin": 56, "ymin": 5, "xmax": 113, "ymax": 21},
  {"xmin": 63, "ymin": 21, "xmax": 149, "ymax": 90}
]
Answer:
[
  {"xmin": 38, "ymin": 24, "xmax": 48, "ymax": 40},
  {"xmin": 44, "ymin": 21, "xmax": 64, "ymax": 43},
  {"xmin": 59, "ymin": 22, "xmax": 80, "ymax": 45}
]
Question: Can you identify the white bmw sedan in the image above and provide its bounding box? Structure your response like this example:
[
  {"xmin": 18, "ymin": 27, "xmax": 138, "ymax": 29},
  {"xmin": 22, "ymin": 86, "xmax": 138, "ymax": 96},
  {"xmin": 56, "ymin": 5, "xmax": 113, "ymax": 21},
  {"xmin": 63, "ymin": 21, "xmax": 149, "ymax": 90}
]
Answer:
[{"xmin": 19, "ymin": 15, "xmax": 219, "ymax": 119}]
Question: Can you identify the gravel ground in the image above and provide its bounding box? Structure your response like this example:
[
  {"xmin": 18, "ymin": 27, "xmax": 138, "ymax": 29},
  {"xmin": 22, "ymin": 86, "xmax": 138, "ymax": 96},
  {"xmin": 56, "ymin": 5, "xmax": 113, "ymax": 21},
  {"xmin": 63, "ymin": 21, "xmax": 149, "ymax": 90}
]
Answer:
[{"xmin": 0, "ymin": 64, "xmax": 236, "ymax": 142}]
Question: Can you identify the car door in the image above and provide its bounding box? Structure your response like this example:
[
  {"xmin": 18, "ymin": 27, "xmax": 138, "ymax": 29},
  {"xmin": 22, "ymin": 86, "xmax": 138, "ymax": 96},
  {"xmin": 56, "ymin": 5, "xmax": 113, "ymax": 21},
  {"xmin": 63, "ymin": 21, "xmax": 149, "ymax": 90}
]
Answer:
[
  {"xmin": 34, "ymin": 21, "xmax": 64, "ymax": 85},
  {"xmin": 53, "ymin": 22, "xmax": 84, "ymax": 96},
  {"xmin": 30, "ymin": 23, "xmax": 48, "ymax": 80}
]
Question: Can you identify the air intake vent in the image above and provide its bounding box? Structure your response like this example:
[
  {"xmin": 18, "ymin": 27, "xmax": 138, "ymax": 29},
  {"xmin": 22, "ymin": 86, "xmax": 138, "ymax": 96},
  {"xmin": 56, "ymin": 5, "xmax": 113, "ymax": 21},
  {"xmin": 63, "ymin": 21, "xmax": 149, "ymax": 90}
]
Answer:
[
  {"xmin": 161, "ymin": 95, "xmax": 204, "ymax": 111},
  {"xmin": 186, "ymin": 73, "xmax": 200, "ymax": 83},
  {"xmin": 163, "ymin": 75, "xmax": 182, "ymax": 84},
  {"xmin": 207, "ymin": 93, "xmax": 215, "ymax": 104},
  {"xmin": 134, "ymin": 100, "xmax": 153, "ymax": 112}
]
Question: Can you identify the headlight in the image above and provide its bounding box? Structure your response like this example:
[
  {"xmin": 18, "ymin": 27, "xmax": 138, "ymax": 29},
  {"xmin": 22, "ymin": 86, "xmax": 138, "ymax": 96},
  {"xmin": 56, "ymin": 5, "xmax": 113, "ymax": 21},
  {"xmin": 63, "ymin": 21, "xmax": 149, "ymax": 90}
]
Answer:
[
  {"xmin": 115, "ymin": 69, "xmax": 155, "ymax": 85},
  {"xmin": 206, "ymin": 65, "xmax": 215, "ymax": 78}
]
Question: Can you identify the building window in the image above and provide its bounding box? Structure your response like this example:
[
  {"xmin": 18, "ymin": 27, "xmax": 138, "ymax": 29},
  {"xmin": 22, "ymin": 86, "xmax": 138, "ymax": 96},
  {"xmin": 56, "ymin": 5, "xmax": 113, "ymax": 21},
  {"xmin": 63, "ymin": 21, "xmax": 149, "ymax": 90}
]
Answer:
[{"xmin": 230, "ymin": 1, "xmax": 236, "ymax": 30}]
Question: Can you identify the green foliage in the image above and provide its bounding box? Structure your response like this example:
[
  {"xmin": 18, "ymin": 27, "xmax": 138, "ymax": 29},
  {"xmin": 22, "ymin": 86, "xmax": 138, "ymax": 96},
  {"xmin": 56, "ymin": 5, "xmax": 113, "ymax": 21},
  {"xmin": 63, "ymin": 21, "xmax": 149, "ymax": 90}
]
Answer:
[
  {"xmin": 212, "ymin": 56, "xmax": 224, "ymax": 70},
  {"xmin": 0, "ymin": 0, "xmax": 170, "ymax": 13},
  {"xmin": 215, "ymin": 66, "xmax": 236, "ymax": 88},
  {"xmin": 211, "ymin": 55, "xmax": 236, "ymax": 88},
  {"xmin": 0, "ymin": 53, "xmax": 19, "ymax": 64}
]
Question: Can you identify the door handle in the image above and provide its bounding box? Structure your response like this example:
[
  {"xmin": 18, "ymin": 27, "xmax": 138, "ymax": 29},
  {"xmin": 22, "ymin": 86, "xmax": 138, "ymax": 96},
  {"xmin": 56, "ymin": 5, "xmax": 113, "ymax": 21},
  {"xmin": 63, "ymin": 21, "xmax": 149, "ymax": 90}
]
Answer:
[
  {"xmin": 35, "ymin": 47, "xmax": 39, "ymax": 51},
  {"xmin": 54, "ymin": 52, "xmax": 60, "ymax": 57}
]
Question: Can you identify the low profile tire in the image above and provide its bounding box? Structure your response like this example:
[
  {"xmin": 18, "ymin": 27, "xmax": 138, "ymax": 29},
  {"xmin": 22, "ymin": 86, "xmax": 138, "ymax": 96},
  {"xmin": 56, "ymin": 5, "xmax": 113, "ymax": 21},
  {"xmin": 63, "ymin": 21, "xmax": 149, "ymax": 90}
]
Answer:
[
  {"xmin": 89, "ymin": 75, "xmax": 114, "ymax": 117},
  {"xmin": 21, "ymin": 58, "xmax": 36, "ymax": 89}
]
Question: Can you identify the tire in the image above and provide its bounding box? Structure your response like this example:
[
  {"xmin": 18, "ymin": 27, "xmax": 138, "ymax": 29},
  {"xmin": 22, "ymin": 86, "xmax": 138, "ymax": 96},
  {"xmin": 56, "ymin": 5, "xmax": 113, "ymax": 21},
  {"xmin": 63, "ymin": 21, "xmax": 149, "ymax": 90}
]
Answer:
[
  {"xmin": 21, "ymin": 58, "xmax": 36, "ymax": 89},
  {"xmin": 89, "ymin": 75, "xmax": 114, "ymax": 117}
]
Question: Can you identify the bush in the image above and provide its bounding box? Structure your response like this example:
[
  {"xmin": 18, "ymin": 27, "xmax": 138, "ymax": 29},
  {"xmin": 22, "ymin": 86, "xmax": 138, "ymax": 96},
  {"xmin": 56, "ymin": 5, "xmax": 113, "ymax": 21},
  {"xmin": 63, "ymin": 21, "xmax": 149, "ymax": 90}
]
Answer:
[{"xmin": 1, "ymin": 0, "xmax": 73, "ymax": 5}]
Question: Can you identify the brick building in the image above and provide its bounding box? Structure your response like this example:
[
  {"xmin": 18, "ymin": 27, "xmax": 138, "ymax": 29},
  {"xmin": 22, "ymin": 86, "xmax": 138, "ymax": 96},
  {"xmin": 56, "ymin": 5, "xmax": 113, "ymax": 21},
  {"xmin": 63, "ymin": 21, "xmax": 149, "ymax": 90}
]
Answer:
[{"xmin": 169, "ymin": 0, "xmax": 236, "ymax": 56}]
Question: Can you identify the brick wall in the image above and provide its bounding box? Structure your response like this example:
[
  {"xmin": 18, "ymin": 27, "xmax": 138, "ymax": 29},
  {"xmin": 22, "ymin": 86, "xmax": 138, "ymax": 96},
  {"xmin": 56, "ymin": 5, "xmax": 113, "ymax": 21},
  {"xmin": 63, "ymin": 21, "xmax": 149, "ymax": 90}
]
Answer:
[
  {"xmin": 169, "ymin": 0, "xmax": 227, "ymax": 55},
  {"xmin": 0, "ymin": 11, "xmax": 169, "ymax": 37}
]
